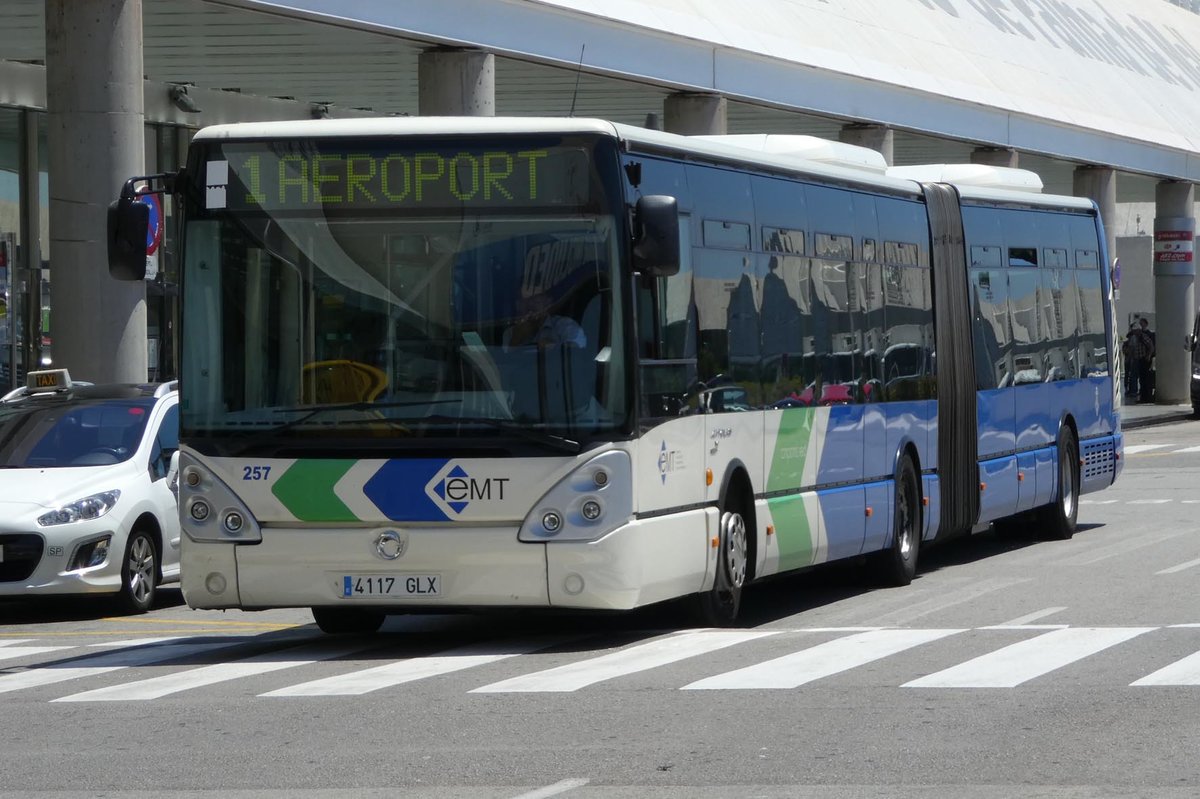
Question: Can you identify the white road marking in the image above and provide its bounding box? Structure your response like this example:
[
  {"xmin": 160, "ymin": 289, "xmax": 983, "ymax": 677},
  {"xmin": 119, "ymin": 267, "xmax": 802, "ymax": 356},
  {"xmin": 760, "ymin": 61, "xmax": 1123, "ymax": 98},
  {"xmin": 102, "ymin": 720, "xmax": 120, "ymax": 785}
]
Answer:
[
  {"xmin": 1055, "ymin": 531, "xmax": 1187, "ymax": 567},
  {"xmin": 1128, "ymin": 499, "xmax": 1172, "ymax": 504},
  {"xmin": 0, "ymin": 639, "xmax": 241, "ymax": 695},
  {"xmin": 88, "ymin": 636, "xmax": 188, "ymax": 648},
  {"xmin": 682, "ymin": 629, "xmax": 962, "ymax": 690},
  {"xmin": 994, "ymin": 607, "xmax": 1068, "ymax": 627},
  {"xmin": 867, "ymin": 578, "xmax": 1028, "ymax": 626},
  {"xmin": 471, "ymin": 630, "xmax": 776, "ymax": 693},
  {"xmin": 1171, "ymin": 445, "xmax": 1200, "ymax": 453},
  {"xmin": 1123, "ymin": 444, "xmax": 1170, "ymax": 454},
  {"xmin": 263, "ymin": 637, "xmax": 565, "ymax": 697},
  {"xmin": 0, "ymin": 640, "xmax": 34, "ymax": 647},
  {"xmin": 1080, "ymin": 499, "xmax": 1119, "ymax": 505},
  {"xmin": 53, "ymin": 642, "xmax": 371, "ymax": 702},
  {"xmin": 903, "ymin": 627, "xmax": 1154, "ymax": 688},
  {"xmin": 509, "ymin": 778, "xmax": 590, "ymax": 799},
  {"xmin": 1156, "ymin": 556, "xmax": 1200, "ymax": 575},
  {"xmin": 1132, "ymin": 651, "xmax": 1200, "ymax": 686},
  {"xmin": 0, "ymin": 645, "xmax": 73, "ymax": 662}
]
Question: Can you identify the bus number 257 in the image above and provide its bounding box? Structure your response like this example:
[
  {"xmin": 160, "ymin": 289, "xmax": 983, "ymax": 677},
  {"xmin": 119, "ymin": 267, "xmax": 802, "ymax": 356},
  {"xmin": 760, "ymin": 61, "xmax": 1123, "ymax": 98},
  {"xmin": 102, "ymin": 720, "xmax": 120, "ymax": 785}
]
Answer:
[{"xmin": 243, "ymin": 465, "xmax": 272, "ymax": 480}]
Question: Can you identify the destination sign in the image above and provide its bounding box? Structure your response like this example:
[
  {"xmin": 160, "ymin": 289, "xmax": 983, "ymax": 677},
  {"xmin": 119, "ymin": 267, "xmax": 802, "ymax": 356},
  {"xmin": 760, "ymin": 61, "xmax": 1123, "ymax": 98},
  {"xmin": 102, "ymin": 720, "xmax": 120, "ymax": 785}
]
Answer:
[{"xmin": 209, "ymin": 141, "xmax": 592, "ymax": 212}]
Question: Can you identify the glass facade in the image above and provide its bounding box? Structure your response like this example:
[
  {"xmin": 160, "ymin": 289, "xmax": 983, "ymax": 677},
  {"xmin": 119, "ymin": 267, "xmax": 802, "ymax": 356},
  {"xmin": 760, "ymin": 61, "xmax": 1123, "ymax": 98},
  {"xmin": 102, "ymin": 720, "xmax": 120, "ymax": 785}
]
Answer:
[
  {"xmin": 0, "ymin": 107, "xmax": 26, "ymax": 391},
  {"xmin": 0, "ymin": 103, "xmax": 185, "ymax": 389}
]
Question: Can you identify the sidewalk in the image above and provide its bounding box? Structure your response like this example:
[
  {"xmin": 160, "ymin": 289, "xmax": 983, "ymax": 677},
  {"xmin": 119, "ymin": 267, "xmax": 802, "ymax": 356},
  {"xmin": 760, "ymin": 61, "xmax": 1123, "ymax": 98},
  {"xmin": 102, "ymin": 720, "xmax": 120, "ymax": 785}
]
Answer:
[{"xmin": 1119, "ymin": 398, "xmax": 1195, "ymax": 430}]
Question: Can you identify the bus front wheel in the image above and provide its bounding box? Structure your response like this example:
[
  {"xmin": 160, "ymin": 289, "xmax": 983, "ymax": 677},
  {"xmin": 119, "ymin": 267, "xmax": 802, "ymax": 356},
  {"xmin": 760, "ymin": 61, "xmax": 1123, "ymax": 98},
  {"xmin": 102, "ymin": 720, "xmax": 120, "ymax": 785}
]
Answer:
[
  {"xmin": 312, "ymin": 607, "xmax": 386, "ymax": 634},
  {"xmin": 694, "ymin": 507, "xmax": 748, "ymax": 626},
  {"xmin": 1037, "ymin": 426, "xmax": 1079, "ymax": 541}
]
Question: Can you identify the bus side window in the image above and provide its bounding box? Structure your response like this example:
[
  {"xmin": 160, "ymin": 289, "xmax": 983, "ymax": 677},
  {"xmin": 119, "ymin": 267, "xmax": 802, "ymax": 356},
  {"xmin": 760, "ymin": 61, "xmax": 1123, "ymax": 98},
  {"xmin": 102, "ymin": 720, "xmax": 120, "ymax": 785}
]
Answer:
[{"xmin": 639, "ymin": 215, "xmax": 698, "ymax": 420}]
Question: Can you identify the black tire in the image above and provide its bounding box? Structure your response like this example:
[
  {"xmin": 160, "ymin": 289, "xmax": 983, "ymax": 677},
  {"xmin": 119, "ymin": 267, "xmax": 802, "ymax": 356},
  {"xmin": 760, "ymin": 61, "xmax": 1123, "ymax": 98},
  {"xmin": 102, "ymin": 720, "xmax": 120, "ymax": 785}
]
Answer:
[
  {"xmin": 873, "ymin": 455, "xmax": 920, "ymax": 586},
  {"xmin": 1037, "ymin": 426, "xmax": 1079, "ymax": 541},
  {"xmin": 1192, "ymin": 403, "xmax": 1200, "ymax": 420},
  {"xmin": 117, "ymin": 529, "xmax": 158, "ymax": 614},
  {"xmin": 312, "ymin": 607, "xmax": 386, "ymax": 634},
  {"xmin": 693, "ymin": 507, "xmax": 749, "ymax": 626}
]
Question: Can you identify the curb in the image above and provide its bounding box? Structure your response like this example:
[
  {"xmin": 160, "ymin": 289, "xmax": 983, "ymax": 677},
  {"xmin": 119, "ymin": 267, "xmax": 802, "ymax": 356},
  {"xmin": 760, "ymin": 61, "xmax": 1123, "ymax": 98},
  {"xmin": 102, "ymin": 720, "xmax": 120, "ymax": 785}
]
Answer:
[{"xmin": 1121, "ymin": 410, "xmax": 1196, "ymax": 430}]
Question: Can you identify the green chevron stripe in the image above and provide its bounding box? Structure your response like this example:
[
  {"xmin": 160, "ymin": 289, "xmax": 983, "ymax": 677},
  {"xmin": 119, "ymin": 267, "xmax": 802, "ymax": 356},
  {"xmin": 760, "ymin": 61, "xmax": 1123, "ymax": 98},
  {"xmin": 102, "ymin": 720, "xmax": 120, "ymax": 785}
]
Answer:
[
  {"xmin": 767, "ymin": 408, "xmax": 818, "ymax": 569},
  {"xmin": 271, "ymin": 460, "xmax": 359, "ymax": 522}
]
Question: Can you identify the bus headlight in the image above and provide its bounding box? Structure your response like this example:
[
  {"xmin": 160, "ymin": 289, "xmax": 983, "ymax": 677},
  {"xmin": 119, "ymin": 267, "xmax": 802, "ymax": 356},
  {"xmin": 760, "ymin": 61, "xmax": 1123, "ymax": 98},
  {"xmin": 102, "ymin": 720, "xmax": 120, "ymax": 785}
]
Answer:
[
  {"xmin": 178, "ymin": 452, "xmax": 262, "ymax": 544},
  {"xmin": 520, "ymin": 450, "xmax": 632, "ymax": 542}
]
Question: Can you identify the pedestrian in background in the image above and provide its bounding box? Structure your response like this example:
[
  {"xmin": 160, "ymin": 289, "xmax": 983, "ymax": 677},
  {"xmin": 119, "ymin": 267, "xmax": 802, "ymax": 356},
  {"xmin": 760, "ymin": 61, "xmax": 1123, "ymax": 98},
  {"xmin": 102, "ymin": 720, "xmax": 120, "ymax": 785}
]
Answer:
[
  {"xmin": 1132, "ymin": 317, "xmax": 1156, "ymax": 403},
  {"xmin": 1122, "ymin": 323, "xmax": 1139, "ymax": 399}
]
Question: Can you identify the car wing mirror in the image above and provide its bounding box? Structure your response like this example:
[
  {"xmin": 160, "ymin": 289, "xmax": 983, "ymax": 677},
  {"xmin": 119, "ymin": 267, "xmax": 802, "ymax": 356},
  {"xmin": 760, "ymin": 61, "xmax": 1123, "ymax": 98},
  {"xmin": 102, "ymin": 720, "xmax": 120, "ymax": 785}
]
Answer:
[{"xmin": 167, "ymin": 450, "xmax": 181, "ymax": 493}]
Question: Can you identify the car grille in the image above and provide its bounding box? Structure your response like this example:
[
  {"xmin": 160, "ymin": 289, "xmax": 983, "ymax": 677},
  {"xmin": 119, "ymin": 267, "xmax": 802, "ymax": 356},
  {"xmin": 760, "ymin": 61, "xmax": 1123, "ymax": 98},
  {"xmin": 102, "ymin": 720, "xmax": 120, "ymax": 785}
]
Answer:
[{"xmin": 0, "ymin": 534, "xmax": 44, "ymax": 582}]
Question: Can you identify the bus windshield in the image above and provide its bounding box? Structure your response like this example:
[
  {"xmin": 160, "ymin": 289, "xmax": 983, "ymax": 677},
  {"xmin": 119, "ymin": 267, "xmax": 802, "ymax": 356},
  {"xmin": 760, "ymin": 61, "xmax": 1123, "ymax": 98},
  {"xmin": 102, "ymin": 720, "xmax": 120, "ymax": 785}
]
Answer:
[{"xmin": 179, "ymin": 136, "xmax": 628, "ymax": 452}]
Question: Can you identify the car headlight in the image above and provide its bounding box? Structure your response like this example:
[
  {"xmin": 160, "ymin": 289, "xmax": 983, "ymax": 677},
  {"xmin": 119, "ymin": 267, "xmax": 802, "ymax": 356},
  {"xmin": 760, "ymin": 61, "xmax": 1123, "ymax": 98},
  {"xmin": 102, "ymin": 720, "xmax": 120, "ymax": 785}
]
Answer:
[{"xmin": 37, "ymin": 490, "xmax": 122, "ymax": 527}]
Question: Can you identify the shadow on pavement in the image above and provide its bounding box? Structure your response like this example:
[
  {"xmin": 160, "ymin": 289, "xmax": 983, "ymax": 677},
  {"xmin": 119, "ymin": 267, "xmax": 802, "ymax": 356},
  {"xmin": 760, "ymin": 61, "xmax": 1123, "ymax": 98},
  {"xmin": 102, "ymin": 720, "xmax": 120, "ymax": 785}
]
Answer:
[{"xmin": 0, "ymin": 586, "xmax": 186, "ymax": 626}]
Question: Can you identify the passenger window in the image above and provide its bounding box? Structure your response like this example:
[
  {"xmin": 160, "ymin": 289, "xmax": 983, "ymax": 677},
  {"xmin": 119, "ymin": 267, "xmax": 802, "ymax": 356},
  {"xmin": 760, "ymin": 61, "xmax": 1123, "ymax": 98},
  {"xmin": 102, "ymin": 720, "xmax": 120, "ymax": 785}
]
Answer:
[
  {"xmin": 971, "ymin": 246, "xmax": 1002, "ymax": 268},
  {"xmin": 703, "ymin": 220, "xmax": 751, "ymax": 250},
  {"xmin": 1009, "ymin": 247, "xmax": 1038, "ymax": 268}
]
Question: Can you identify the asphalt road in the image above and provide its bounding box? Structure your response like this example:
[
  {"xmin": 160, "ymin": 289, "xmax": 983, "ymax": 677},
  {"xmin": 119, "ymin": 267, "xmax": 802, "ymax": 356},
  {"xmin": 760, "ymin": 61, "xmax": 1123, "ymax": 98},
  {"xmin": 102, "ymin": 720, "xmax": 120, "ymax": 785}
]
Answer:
[{"xmin": 4, "ymin": 419, "xmax": 1200, "ymax": 798}]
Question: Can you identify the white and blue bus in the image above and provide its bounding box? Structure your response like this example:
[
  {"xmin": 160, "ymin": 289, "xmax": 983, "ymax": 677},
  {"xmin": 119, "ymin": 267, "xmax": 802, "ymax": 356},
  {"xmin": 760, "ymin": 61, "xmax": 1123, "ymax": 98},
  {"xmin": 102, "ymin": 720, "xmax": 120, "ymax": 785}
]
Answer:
[{"xmin": 108, "ymin": 117, "xmax": 1123, "ymax": 633}]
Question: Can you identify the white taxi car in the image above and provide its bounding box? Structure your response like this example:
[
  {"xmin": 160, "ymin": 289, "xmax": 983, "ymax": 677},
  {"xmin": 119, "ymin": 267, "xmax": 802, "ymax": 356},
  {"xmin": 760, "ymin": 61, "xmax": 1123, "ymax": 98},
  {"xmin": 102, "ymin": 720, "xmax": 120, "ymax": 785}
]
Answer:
[{"xmin": 0, "ymin": 369, "xmax": 180, "ymax": 613}]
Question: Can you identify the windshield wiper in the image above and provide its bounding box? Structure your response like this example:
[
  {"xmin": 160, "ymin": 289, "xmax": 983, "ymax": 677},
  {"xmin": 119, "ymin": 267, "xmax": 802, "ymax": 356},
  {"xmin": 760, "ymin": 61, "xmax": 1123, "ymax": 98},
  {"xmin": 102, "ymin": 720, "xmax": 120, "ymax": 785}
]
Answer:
[
  {"xmin": 421, "ymin": 414, "xmax": 581, "ymax": 454},
  {"xmin": 227, "ymin": 399, "xmax": 460, "ymax": 456}
]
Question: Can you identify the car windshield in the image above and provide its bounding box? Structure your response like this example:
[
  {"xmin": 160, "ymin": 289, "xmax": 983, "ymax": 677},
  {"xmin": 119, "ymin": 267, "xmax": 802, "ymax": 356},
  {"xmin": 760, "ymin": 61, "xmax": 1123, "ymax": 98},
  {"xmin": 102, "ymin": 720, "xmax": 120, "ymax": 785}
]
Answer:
[
  {"xmin": 0, "ymin": 397, "xmax": 153, "ymax": 467},
  {"xmin": 179, "ymin": 134, "xmax": 630, "ymax": 454}
]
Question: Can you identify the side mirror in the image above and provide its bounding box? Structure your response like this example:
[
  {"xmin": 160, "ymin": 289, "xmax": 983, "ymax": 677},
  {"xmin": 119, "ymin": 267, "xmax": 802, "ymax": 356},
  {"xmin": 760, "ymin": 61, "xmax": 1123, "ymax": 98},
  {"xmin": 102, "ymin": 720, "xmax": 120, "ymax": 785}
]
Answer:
[
  {"xmin": 1187, "ymin": 334, "xmax": 1196, "ymax": 353},
  {"xmin": 633, "ymin": 195, "xmax": 680, "ymax": 277},
  {"xmin": 166, "ymin": 450, "xmax": 181, "ymax": 496},
  {"xmin": 107, "ymin": 195, "xmax": 149, "ymax": 281}
]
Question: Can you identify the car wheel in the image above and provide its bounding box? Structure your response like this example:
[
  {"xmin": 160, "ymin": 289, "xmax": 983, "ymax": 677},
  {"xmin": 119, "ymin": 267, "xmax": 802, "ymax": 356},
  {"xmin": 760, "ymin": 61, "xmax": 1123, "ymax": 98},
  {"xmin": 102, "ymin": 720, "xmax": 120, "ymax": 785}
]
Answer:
[
  {"xmin": 117, "ymin": 529, "xmax": 158, "ymax": 614},
  {"xmin": 312, "ymin": 607, "xmax": 386, "ymax": 634}
]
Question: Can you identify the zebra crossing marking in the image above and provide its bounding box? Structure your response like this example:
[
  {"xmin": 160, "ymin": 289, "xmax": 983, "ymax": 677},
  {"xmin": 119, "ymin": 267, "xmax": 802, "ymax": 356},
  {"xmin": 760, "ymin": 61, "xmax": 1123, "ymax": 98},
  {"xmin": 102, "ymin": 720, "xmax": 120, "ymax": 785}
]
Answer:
[
  {"xmin": 0, "ymin": 639, "xmax": 244, "ymax": 695},
  {"xmin": 0, "ymin": 643, "xmax": 73, "ymax": 662},
  {"xmin": 53, "ymin": 641, "xmax": 373, "ymax": 702},
  {"xmin": 262, "ymin": 637, "xmax": 565, "ymax": 697},
  {"xmin": 471, "ymin": 630, "xmax": 777, "ymax": 693},
  {"xmin": 682, "ymin": 628, "xmax": 962, "ymax": 690},
  {"xmin": 902, "ymin": 627, "xmax": 1154, "ymax": 688},
  {"xmin": 1123, "ymin": 444, "xmax": 1169, "ymax": 454},
  {"xmin": 1131, "ymin": 651, "xmax": 1200, "ymax": 685},
  {"xmin": 10, "ymin": 625, "xmax": 1200, "ymax": 699}
]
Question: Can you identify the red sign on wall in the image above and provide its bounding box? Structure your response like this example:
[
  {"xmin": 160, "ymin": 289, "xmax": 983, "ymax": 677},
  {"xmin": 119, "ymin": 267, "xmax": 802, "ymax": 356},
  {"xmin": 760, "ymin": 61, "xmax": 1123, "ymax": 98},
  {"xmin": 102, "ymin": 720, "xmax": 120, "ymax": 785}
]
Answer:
[{"xmin": 1154, "ymin": 230, "xmax": 1194, "ymax": 263}]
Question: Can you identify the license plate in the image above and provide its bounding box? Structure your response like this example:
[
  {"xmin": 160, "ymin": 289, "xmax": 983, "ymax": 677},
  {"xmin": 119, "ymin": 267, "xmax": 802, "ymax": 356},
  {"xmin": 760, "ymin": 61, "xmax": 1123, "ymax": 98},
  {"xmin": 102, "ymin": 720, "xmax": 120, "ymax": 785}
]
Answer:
[{"xmin": 342, "ymin": 574, "xmax": 440, "ymax": 598}]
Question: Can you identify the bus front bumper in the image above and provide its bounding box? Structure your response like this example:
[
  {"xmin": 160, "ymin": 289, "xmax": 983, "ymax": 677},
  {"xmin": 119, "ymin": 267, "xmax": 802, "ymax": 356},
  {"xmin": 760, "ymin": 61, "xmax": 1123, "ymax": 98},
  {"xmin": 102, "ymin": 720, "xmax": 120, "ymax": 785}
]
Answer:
[{"xmin": 181, "ymin": 509, "xmax": 715, "ymax": 614}]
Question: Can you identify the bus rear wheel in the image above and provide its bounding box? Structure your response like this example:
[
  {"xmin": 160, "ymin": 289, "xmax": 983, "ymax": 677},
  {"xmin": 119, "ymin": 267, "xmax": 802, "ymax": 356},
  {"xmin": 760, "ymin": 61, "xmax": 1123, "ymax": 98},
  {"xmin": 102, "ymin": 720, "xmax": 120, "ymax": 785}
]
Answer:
[
  {"xmin": 312, "ymin": 607, "xmax": 386, "ymax": 634},
  {"xmin": 694, "ymin": 507, "xmax": 748, "ymax": 626},
  {"xmin": 872, "ymin": 455, "xmax": 920, "ymax": 586},
  {"xmin": 1037, "ymin": 426, "xmax": 1079, "ymax": 541}
]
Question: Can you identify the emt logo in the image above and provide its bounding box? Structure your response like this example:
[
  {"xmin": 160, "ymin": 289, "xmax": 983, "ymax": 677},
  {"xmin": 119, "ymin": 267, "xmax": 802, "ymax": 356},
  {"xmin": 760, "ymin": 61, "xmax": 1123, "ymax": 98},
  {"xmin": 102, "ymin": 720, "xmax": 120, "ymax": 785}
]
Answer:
[{"xmin": 425, "ymin": 463, "xmax": 510, "ymax": 517}]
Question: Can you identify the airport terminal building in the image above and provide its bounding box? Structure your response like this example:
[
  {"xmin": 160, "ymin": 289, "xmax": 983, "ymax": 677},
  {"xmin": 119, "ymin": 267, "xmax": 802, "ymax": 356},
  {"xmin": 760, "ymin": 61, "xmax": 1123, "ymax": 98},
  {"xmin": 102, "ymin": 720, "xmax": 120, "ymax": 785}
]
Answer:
[{"xmin": 3, "ymin": 0, "xmax": 1200, "ymax": 398}]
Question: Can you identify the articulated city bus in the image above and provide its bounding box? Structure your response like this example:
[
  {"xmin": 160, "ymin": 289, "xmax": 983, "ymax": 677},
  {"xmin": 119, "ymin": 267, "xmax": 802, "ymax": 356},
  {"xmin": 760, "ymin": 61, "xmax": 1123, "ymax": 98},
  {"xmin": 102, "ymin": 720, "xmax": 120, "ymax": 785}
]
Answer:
[{"xmin": 108, "ymin": 118, "xmax": 1123, "ymax": 633}]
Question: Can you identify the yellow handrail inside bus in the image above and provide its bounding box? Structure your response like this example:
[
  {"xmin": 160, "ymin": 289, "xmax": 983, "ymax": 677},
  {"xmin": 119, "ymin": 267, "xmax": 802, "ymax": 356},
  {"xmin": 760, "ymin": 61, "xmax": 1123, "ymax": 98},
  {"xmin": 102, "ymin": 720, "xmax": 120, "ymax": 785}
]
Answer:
[{"xmin": 301, "ymin": 359, "xmax": 388, "ymax": 404}]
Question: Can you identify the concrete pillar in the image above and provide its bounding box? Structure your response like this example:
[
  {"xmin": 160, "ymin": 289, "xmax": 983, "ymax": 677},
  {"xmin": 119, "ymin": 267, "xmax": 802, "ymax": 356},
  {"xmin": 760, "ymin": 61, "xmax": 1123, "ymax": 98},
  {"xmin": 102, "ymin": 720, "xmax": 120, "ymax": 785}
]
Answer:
[
  {"xmin": 46, "ymin": 0, "xmax": 146, "ymax": 384},
  {"xmin": 971, "ymin": 147, "xmax": 1019, "ymax": 168},
  {"xmin": 1152, "ymin": 181, "xmax": 1196, "ymax": 403},
  {"xmin": 663, "ymin": 93, "xmax": 727, "ymax": 135},
  {"xmin": 839, "ymin": 124, "xmax": 894, "ymax": 166},
  {"xmin": 1073, "ymin": 167, "xmax": 1118, "ymax": 278},
  {"xmin": 418, "ymin": 48, "xmax": 495, "ymax": 116}
]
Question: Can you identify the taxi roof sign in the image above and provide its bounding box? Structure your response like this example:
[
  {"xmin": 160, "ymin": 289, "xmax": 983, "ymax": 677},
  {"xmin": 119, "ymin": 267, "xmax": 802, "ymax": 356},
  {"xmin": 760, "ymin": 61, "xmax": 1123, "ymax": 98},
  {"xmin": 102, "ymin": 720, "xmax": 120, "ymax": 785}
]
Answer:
[{"xmin": 27, "ymin": 369, "xmax": 73, "ymax": 392}]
